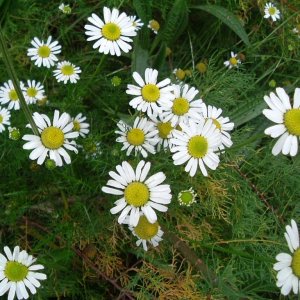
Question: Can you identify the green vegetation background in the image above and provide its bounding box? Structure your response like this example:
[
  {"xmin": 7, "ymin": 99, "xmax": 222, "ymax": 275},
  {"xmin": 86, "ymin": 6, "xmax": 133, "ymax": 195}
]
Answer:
[{"xmin": 0, "ymin": 0, "xmax": 300, "ymax": 299}]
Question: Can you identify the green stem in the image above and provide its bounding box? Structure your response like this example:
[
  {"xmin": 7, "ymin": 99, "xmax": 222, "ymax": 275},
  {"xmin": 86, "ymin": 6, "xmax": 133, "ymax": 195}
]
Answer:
[{"xmin": 0, "ymin": 28, "xmax": 39, "ymax": 135}]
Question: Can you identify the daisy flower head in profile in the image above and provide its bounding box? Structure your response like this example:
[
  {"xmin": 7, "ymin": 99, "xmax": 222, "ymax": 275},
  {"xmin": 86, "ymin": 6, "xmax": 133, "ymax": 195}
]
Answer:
[
  {"xmin": 124, "ymin": 212, "xmax": 164, "ymax": 251},
  {"xmin": 21, "ymin": 80, "xmax": 45, "ymax": 105},
  {"xmin": 273, "ymin": 219, "xmax": 300, "ymax": 296},
  {"xmin": 115, "ymin": 117, "xmax": 159, "ymax": 158},
  {"xmin": 126, "ymin": 68, "xmax": 175, "ymax": 117},
  {"xmin": 224, "ymin": 52, "xmax": 241, "ymax": 69},
  {"xmin": 102, "ymin": 160, "xmax": 172, "ymax": 226},
  {"xmin": 84, "ymin": 7, "xmax": 137, "ymax": 56},
  {"xmin": 59, "ymin": 3, "xmax": 71, "ymax": 14},
  {"xmin": 22, "ymin": 110, "xmax": 79, "ymax": 167},
  {"xmin": 53, "ymin": 61, "xmax": 81, "ymax": 84},
  {"xmin": 148, "ymin": 19, "xmax": 160, "ymax": 34},
  {"xmin": 170, "ymin": 118, "xmax": 222, "ymax": 177},
  {"xmin": 71, "ymin": 113, "xmax": 90, "ymax": 138},
  {"xmin": 263, "ymin": 87, "xmax": 300, "ymax": 156},
  {"xmin": 0, "ymin": 80, "xmax": 21, "ymax": 110},
  {"xmin": 129, "ymin": 15, "xmax": 143, "ymax": 31},
  {"xmin": 200, "ymin": 103, "xmax": 234, "ymax": 149},
  {"xmin": 0, "ymin": 245, "xmax": 47, "ymax": 300},
  {"xmin": 161, "ymin": 83, "xmax": 203, "ymax": 127},
  {"xmin": 264, "ymin": 2, "xmax": 280, "ymax": 22},
  {"xmin": 27, "ymin": 36, "xmax": 62, "ymax": 68},
  {"xmin": 0, "ymin": 106, "xmax": 11, "ymax": 133}
]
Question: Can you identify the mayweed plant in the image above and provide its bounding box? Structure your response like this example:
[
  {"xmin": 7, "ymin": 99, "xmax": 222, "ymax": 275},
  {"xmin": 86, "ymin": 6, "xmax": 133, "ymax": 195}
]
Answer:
[{"xmin": 1, "ymin": 1, "xmax": 300, "ymax": 299}]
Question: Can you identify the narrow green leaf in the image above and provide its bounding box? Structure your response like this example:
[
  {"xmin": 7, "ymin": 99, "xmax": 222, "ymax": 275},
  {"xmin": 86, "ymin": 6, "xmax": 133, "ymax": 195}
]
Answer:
[
  {"xmin": 132, "ymin": 0, "xmax": 152, "ymax": 23},
  {"xmin": 152, "ymin": 43, "xmax": 167, "ymax": 71},
  {"xmin": 191, "ymin": 4, "xmax": 250, "ymax": 46},
  {"xmin": 131, "ymin": 37, "xmax": 149, "ymax": 74}
]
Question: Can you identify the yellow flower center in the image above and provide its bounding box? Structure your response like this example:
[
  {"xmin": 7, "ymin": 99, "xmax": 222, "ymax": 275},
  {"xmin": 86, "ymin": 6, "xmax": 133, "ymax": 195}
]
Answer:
[
  {"xmin": 38, "ymin": 45, "xmax": 51, "ymax": 58},
  {"xmin": 212, "ymin": 118, "xmax": 221, "ymax": 130},
  {"xmin": 41, "ymin": 126, "xmax": 65, "ymax": 149},
  {"xmin": 172, "ymin": 97, "xmax": 190, "ymax": 116},
  {"xmin": 4, "ymin": 261, "xmax": 29, "ymax": 282},
  {"xmin": 149, "ymin": 20, "xmax": 160, "ymax": 32},
  {"xmin": 126, "ymin": 128, "xmax": 145, "ymax": 146},
  {"xmin": 61, "ymin": 64, "xmax": 74, "ymax": 76},
  {"xmin": 292, "ymin": 248, "xmax": 300, "ymax": 278},
  {"xmin": 175, "ymin": 69, "xmax": 185, "ymax": 80},
  {"xmin": 27, "ymin": 87, "xmax": 37, "ymax": 98},
  {"xmin": 157, "ymin": 121, "xmax": 173, "ymax": 139},
  {"xmin": 188, "ymin": 135, "xmax": 208, "ymax": 158},
  {"xmin": 179, "ymin": 190, "xmax": 195, "ymax": 205},
  {"xmin": 268, "ymin": 7, "xmax": 276, "ymax": 15},
  {"xmin": 284, "ymin": 109, "xmax": 300, "ymax": 136},
  {"xmin": 196, "ymin": 62, "xmax": 207, "ymax": 74},
  {"xmin": 229, "ymin": 57, "xmax": 238, "ymax": 65},
  {"xmin": 141, "ymin": 84, "xmax": 160, "ymax": 102},
  {"xmin": 9, "ymin": 89, "xmax": 18, "ymax": 101},
  {"xmin": 73, "ymin": 120, "xmax": 81, "ymax": 131},
  {"xmin": 124, "ymin": 182, "xmax": 149, "ymax": 207},
  {"xmin": 0, "ymin": 115, "xmax": 3, "ymax": 123},
  {"xmin": 102, "ymin": 23, "xmax": 121, "ymax": 41},
  {"xmin": 134, "ymin": 215, "xmax": 159, "ymax": 240}
]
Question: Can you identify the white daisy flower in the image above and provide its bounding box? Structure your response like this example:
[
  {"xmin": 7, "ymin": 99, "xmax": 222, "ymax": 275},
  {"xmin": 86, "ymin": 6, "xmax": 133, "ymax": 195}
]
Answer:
[
  {"xmin": 178, "ymin": 187, "xmax": 197, "ymax": 206},
  {"xmin": 102, "ymin": 160, "xmax": 172, "ymax": 226},
  {"xmin": 129, "ymin": 16, "xmax": 143, "ymax": 31},
  {"xmin": 126, "ymin": 68, "xmax": 175, "ymax": 116},
  {"xmin": 0, "ymin": 245, "xmax": 47, "ymax": 300},
  {"xmin": 224, "ymin": 52, "xmax": 241, "ymax": 69},
  {"xmin": 200, "ymin": 103, "xmax": 234, "ymax": 149},
  {"xmin": 72, "ymin": 113, "xmax": 90, "ymax": 138},
  {"xmin": 264, "ymin": 2, "xmax": 280, "ymax": 22},
  {"xmin": 8, "ymin": 127, "xmax": 21, "ymax": 141},
  {"xmin": 273, "ymin": 219, "xmax": 300, "ymax": 296},
  {"xmin": 115, "ymin": 117, "xmax": 159, "ymax": 158},
  {"xmin": 53, "ymin": 61, "xmax": 81, "ymax": 84},
  {"xmin": 161, "ymin": 83, "xmax": 203, "ymax": 127},
  {"xmin": 124, "ymin": 212, "xmax": 163, "ymax": 251},
  {"xmin": 147, "ymin": 19, "xmax": 160, "ymax": 34},
  {"xmin": 0, "ymin": 107, "xmax": 11, "ymax": 132},
  {"xmin": 84, "ymin": 7, "xmax": 137, "ymax": 57},
  {"xmin": 22, "ymin": 110, "xmax": 79, "ymax": 166},
  {"xmin": 263, "ymin": 87, "xmax": 300, "ymax": 156},
  {"xmin": 59, "ymin": 3, "xmax": 71, "ymax": 14},
  {"xmin": 21, "ymin": 80, "xmax": 45, "ymax": 105},
  {"xmin": 148, "ymin": 114, "xmax": 175, "ymax": 151},
  {"xmin": 170, "ymin": 118, "xmax": 222, "ymax": 177},
  {"xmin": 0, "ymin": 80, "xmax": 21, "ymax": 110},
  {"xmin": 27, "ymin": 36, "xmax": 62, "ymax": 68}
]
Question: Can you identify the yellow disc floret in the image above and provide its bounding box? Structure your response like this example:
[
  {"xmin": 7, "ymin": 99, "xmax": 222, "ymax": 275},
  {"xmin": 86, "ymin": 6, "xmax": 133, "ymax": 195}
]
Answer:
[
  {"xmin": 124, "ymin": 182, "xmax": 149, "ymax": 207},
  {"xmin": 229, "ymin": 57, "xmax": 238, "ymax": 66},
  {"xmin": 141, "ymin": 84, "xmax": 160, "ymax": 102},
  {"xmin": 27, "ymin": 87, "xmax": 38, "ymax": 98},
  {"xmin": 73, "ymin": 120, "xmax": 81, "ymax": 131},
  {"xmin": 292, "ymin": 248, "xmax": 300, "ymax": 278},
  {"xmin": 41, "ymin": 126, "xmax": 65, "ymax": 149},
  {"xmin": 188, "ymin": 135, "xmax": 208, "ymax": 158},
  {"xmin": 284, "ymin": 109, "xmax": 300, "ymax": 136},
  {"xmin": 9, "ymin": 89, "xmax": 18, "ymax": 101},
  {"xmin": 38, "ymin": 45, "xmax": 51, "ymax": 58},
  {"xmin": 134, "ymin": 215, "xmax": 159, "ymax": 239},
  {"xmin": 127, "ymin": 128, "xmax": 145, "ymax": 146},
  {"xmin": 61, "ymin": 64, "xmax": 74, "ymax": 76},
  {"xmin": 149, "ymin": 20, "xmax": 160, "ymax": 32},
  {"xmin": 0, "ymin": 115, "xmax": 3, "ymax": 123},
  {"xmin": 172, "ymin": 97, "xmax": 190, "ymax": 116},
  {"xmin": 175, "ymin": 69, "xmax": 185, "ymax": 80},
  {"xmin": 157, "ymin": 122, "xmax": 173, "ymax": 139},
  {"xmin": 268, "ymin": 7, "xmax": 276, "ymax": 15},
  {"xmin": 4, "ymin": 261, "xmax": 29, "ymax": 282},
  {"xmin": 102, "ymin": 23, "xmax": 121, "ymax": 41}
]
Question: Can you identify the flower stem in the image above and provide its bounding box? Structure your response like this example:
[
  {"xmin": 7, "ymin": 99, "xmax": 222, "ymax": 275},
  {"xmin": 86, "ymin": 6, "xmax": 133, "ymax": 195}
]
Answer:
[{"xmin": 0, "ymin": 28, "xmax": 39, "ymax": 135}]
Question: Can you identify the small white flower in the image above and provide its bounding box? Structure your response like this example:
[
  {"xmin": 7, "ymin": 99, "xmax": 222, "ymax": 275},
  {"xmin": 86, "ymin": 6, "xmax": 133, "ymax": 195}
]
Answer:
[
  {"xmin": 0, "ymin": 245, "xmax": 47, "ymax": 300},
  {"xmin": 263, "ymin": 87, "xmax": 300, "ymax": 156},
  {"xmin": 274, "ymin": 219, "xmax": 300, "ymax": 296},
  {"xmin": 115, "ymin": 117, "xmax": 159, "ymax": 158},
  {"xmin": 147, "ymin": 19, "xmax": 160, "ymax": 34},
  {"xmin": 170, "ymin": 118, "xmax": 222, "ymax": 177},
  {"xmin": 27, "ymin": 36, "xmax": 62, "ymax": 68},
  {"xmin": 22, "ymin": 110, "xmax": 79, "ymax": 166},
  {"xmin": 264, "ymin": 2, "xmax": 281, "ymax": 22},
  {"xmin": 72, "ymin": 113, "xmax": 90, "ymax": 137},
  {"xmin": 8, "ymin": 127, "xmax": 20, "ymax": 140},
  {"xmin": 21, "ymin": 80, "xmax": 45, "ymax": 104},
  {"xmin": 129, "ymin": 16, "xmax": 143, "ymax": 31},
  {"xmin": 59, "ymin": 3, "xmax": 71, "ymax": 14},
  {"xmin": 0, "ymin": 80, "xmax": 20, "ymax": 110},
  {"xmin": 224, "ymin": 52, "xmax": 241, "ymax": 69},
  {"xmin": 0, "ymin": 106, "xmax": 11, "ymax": 132},
  {"xmin": 84, "ymin": 7, "xmax": 137, "ymax": 56},
  {"xmin": 200, "ymin": 103, "xmax": 234, "ymax": 149},
  {"xmin": 126, "ymin": 68, "xmax": 175, "ymax": 116},
  {"xmin": 161, "ymin": 83, "xmax": 203, "ymax": 127},
  {"xmin": 178, "ymin": 187, "xmax": 197, "ymax": 206},
  {"xmin": 53, "ymin": 61, "xmax": 81, "ymax": 84},
  {"xmin": 102, "ymin": 160, "xmax": 172, "ymax": 226},
  {"xmin": 124, "ymin": 212, "xmax": 163, "ymax": 251}
]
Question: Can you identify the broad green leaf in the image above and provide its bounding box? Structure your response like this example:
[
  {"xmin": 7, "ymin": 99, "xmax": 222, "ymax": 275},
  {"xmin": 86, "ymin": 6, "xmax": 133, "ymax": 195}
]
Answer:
[
  {"xmin": 131, "ymin": 36, "xmax": 149, "ymax": 74},
  {"xmin": 191, "ymin": 4, "xmax": 250, "ymax": 46},
  {"xmin": 152, "ymin": 43, "xmax": 167, "ymax": 71}
]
